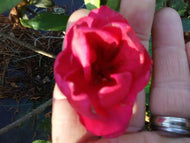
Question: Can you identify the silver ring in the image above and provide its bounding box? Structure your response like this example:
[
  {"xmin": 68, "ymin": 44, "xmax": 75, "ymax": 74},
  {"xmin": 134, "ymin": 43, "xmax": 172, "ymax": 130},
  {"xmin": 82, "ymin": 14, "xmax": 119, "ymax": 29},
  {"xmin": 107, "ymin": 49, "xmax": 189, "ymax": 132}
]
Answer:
[{"xmin": 151, "ymin": 116, "xmax": 190, "ymax": 137}]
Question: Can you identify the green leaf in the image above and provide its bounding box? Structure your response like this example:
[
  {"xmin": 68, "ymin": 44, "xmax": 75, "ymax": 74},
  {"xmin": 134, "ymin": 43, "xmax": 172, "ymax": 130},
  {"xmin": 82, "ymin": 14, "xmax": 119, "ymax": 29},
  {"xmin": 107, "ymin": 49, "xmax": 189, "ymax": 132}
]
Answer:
[
  {"xmin": 182, "ymin": 18, "xmax": 190, "ymax": 32},
  {"xmin": 0, "ymin": 0, "xmax": 22, "ymax": 14},
  {"xmin": 32, "ymin": 140, "xmax": 51, "ymax": 143},
  {"xmin": 149, "ymin": 37, "xmax": 152, "ymax": 57},
  {"xmin": 145, "ymin": 77, "xmax": 151, "ymax": 105},
  {"xmin": 156, "ymin": 0, "xmax": 167, "ymax": 10},
  {"xmin": 106, "ymin": 0, "xmax": 121, "ymax": 11},
  {"xmin": 172, "ymin": 0, "xmax": 187, "ymax": 16},
  {"xmin": 84, "ymin": 0, "xmax": 100, "ymax": 10},
  {"xmin": 20, "ymin": 12, "xmax": 69, "ymax": 31},
  {"xmin": 31, "ymin": 0, "xmax": 55, "ymax": 8}
]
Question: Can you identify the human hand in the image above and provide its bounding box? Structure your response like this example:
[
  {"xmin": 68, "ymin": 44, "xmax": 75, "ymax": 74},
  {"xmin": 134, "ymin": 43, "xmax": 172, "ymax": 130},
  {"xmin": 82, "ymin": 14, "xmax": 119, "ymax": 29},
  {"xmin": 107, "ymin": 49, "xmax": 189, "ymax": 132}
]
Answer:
[{"xmin": 52, "ymin": 0, "xmax": 190, "ymax": 142}]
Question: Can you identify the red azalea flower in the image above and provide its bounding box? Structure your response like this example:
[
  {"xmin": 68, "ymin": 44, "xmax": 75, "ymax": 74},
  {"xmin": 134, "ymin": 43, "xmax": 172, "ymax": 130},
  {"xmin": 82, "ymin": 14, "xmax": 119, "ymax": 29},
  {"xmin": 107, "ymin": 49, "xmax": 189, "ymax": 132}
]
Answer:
[{"xmin": 54, "ymin": 5, "xmax": 152, "ymax": 137}]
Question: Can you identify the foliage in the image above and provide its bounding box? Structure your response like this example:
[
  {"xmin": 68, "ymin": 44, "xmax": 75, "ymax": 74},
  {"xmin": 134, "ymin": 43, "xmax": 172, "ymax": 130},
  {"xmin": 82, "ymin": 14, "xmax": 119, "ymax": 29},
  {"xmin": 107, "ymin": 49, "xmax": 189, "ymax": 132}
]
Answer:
[
  {"xmin": 0, "ymin": 0, "xmax": 21, "ymax": 14},
  {"xmin": 0, "ymin": 0, "xmax": 67, "ymax": 32},
  {"xmin": 106, "ymin": 0, "xmax": 121, "ymax": 11},
  {"xmin": 182, "ymin": 18, "xmax": 190, "ymax": 32},
  {"xmin": 156, "ymin": 0, "xmax": 188, "ymax": 16},
  {"xmin": 145, "ymin": 78, "xmax": 152, "ymax": 105},
  {"xmin": 31, "ymin": 0, "xmax": 55, "ymax": 8},
  {"xmin": 32, "ymin": 140, "xmax": 51, "ymax": 143},
  {"xmin": 100, "ymin": 0, "xmax": 107, "ymax": 5},
  {"xmin": 145, "ymin": 38, "xmax": 152, "ymax": 105},
  {"xmin": 172, "ymin": 0, "xmax": 187, "ymax": 16},
  {"xmin": 156, "ymin": 0, "xmax": 167, "ymax": 3},
  {"xmin": 37, "ymin": 115, "xmax": 51, "ymax": 134},
  {"xmin": 0, "ymin": 0, "xmax": 54, "ymax": 14},
  {"xmin": 84, "ymin": 0, "xmax": 121, "ymax": 11},
  {"xmin": 2, "ymin": 0, "xmax": 190, "ymax": 32},
  {"xmin": 156, "ymin": 0, "xmax": 167, "ymax": 10},
  {"xmin": 84, "ymin": 0, "xmax": 100, "ymax": 10},
  {"xmin": 20, "ymin": 12, "xmax": 69, "ymax": 31}
]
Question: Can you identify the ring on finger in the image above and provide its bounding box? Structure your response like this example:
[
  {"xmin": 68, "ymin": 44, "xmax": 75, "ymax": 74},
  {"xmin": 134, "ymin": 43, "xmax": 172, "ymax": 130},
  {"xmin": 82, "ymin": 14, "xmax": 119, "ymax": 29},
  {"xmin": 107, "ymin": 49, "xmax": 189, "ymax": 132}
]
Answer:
[{"xmin": 151, "ymin": 116, "xmax": 190, "ymax": 137}]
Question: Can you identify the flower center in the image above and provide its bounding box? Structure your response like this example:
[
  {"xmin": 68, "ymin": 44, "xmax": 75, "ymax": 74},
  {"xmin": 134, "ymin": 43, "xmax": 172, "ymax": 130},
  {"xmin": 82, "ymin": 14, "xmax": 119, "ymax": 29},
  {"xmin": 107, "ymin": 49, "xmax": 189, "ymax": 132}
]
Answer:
[{"xmin": 91, "ymin": 54, "xmax": 116, "ymax": 84}]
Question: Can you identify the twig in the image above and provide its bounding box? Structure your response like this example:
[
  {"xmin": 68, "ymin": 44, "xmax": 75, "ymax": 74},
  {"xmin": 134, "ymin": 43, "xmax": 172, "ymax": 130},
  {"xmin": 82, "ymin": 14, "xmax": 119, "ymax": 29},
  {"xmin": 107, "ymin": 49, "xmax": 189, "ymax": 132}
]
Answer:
[
  {"xmin": 0, "ymin": 32, "xmax": 56, "ymax": 59},
  {"xmin": 0, "ymin": 98, "xmax": 52, "ymax": 135},
  {"xmin": 14, "ymin": 54, "xmax": 39, "ymax": 62},
  {"xmin": 34, "ymin": 36, "xmax": 64, "ymax": 49}
]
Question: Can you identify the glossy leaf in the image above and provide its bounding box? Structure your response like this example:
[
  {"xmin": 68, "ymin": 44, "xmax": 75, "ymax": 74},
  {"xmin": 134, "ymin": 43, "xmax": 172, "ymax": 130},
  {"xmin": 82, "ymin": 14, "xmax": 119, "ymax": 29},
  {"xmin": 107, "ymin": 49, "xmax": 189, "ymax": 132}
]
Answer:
[
  {"xmin": 0, "ymin": 0, "xmax": 21, "ymax": 14},
  {"xmin": 31, "ymin": 0, "xmax": 55, "ymax": 8},
  {"xmin": 84, "ymin": 0, "xmax": 100, "ymax": 10},
  {"xmin": 106, "ymin": 0, "xmax": 121, "ymax": 11},
  {"xmin": 20, "ymin": 12, "xmax": 69, "ymax": 31}
]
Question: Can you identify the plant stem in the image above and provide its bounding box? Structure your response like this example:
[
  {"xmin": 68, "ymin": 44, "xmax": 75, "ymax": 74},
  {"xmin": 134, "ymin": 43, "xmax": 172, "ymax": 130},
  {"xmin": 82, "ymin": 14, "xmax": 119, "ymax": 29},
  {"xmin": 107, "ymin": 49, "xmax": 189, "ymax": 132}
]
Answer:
[
  {"xmin": 0, "ymin": 98, "xmax": 52, "ymax": 135},
  {"xmin": 0, "ymin": 32, "xmax": 56, "ymax": 59}
]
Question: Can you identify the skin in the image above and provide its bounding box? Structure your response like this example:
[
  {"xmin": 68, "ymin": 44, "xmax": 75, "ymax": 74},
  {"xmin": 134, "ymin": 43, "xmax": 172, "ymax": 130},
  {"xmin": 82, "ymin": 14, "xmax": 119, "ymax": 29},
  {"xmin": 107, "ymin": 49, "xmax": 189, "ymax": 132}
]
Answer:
[{"xmin": 52, "ymin": 0, "xmax": 190, "ymax": 142}]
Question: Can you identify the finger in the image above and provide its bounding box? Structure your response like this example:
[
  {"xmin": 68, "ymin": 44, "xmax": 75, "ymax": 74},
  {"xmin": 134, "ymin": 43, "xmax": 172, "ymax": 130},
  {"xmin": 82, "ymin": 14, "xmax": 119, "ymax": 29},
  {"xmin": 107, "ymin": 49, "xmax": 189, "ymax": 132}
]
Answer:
[
  {"xmin": 150, "ymin": 8, "xmax": 190, "ymax": 118},
  {"xmin": 62, "ymin": 9, "xmax": 90, "ymax": 51},
  {"xmin": 89, "ymin": 131, "xmax": 190, "ymax": 143},
  {"xmin": 120, "ymin": 0, "xmax": 155, "ymax": 49},
  {"xmin": 66, "ymin": 9, "xmax": 90, "ymax": 31},
  {"xmin": 52, "ymin": 9, "xmax": 96, "ymax": 143},
  {"xmin": 120, "ymin": 0, "xmax": 155, "ymax": 132}
]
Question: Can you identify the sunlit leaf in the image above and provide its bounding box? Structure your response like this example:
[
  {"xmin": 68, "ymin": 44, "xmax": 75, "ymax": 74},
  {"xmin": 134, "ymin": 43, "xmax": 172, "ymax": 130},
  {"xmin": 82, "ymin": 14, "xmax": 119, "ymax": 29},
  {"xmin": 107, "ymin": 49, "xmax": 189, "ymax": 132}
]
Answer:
[
  {"xmin": 31, "ymin": 0, "xmax": 55, "ymax": 8},
  {"xmin": 84, "ymin": 0, "xmax": 100, "ymax": 10},
  {"xmin": 0, "ymin": 0, "xmax": 21, "ymax": 14},
  {"xmin": 106, "ymin": 0, "xmax": 121, "ymax": 11},
  {"xmin": 20, "ymin": 12, "xmax": 69, "ymax": 31},
  {"xmin": 32, "ymin": 140, "xmax": 51, "ymax": 143}
]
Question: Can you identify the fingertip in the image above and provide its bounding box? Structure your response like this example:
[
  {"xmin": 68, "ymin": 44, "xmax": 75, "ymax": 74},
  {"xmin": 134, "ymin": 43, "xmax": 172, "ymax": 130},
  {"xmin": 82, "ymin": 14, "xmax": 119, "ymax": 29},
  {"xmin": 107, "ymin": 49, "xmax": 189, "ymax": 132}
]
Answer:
[
  {"xmin": 62, "ymin": 9, "xmax": 90, "ymax": 50},
  {"xmin": 120, "ymin": 0, "xmax": 155, "ymax": 45},
  {"xmin": 66, "ymin": 9, "xmax": 90, "ymax": 30},
  {"xmin": 154, "ymin": 7, "xmax": 181, "ymax": 23},
  {"xmin": 53, "ymin": 84, "xmax": 66, "ymax": 100},
  {"xmin": 153, "ymin": 7, "xmax": 184, "ymax": 48}
]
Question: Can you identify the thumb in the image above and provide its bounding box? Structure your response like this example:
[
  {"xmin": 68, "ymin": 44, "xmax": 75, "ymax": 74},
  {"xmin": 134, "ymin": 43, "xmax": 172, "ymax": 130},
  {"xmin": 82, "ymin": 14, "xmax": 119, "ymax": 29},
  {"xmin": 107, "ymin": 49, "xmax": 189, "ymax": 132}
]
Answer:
[
  {"xmin": 52, "ymin": 85, "xmax": 88, "ymax": 143},
  {"xmin": 52, "ymin": 9, "xmax": 97, "ymax": 143}
]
